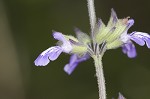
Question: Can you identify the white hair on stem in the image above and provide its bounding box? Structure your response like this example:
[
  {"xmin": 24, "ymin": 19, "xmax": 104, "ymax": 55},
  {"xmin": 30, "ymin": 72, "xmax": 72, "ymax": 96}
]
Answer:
[{"xmin": 87, "ymin": 0, "xmax": 96, "ymax": 35}]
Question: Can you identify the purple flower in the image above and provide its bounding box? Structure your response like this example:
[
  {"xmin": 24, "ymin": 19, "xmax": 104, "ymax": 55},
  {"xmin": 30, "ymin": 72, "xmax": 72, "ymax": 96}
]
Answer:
[
  {"xmin": 130, "ymin": 32, "xmax": 150, "ymax": 48},
  {"xmin": 122, "ymin": 42, "xmax": 137, "ymax": 58},
  {"xmin": 34, "ymin": 9, "xmax": 150, "ymax": 74},
  {"xmin": 121, "ymin": 31, "xmax": 150, "ymax": 58},
  {"xmin": 118, "ymin": 15, "xmax": 150, "ymax": 58},
  {"xmin": 34, "ymin": 46, "xmax": 63, "ymax": 66},
  {"xmin": 64, "ymin": 53, "xmax": 90, "ymax": 75},
  {"xmin": 34, "ymin": 2, "xmax": 150, "ymax": 99},
  {"xmin": 34, "ymin": 32, "xmax": 72, "ymax": 66}
]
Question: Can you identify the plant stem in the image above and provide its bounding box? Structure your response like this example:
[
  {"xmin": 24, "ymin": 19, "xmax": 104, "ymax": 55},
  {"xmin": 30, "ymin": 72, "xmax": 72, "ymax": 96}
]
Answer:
[
  {"xmin": 93, "ymin": 55, "xmax": 106, "ymax": 99},
  {"xmin": 87, "ymin": 0, "xmax": 96, "ymax": 36},
  {"xmin": 87, "ymin": 0, "xmax": 106, "ymax": 98}
]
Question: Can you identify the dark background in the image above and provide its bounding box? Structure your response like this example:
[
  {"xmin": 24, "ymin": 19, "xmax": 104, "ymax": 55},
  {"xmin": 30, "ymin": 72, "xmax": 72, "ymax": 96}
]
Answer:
[{"xmin": 1, "ymin": 0, "xmax": 150, "ymax": 99}]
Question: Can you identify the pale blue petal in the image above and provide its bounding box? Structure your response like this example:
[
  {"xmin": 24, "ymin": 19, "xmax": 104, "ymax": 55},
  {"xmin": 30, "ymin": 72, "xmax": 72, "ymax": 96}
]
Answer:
[
  {"xmin": 130, "ymin": 37, "xmax": 145, "ymax": 46},
  {"xmin": 130, "ymin": 32, "xmax": 150, "ymax": 48},
  {"xmin": 64, "ymin": 63, "xmax": 78, "ymax": 75},
  {"xmin": 53, "ymin": 31, "xmax": 72, "ymax": 53},
  {"xmin": 122, "ymin": 42, "xmax": 137, "ymax": 58},
  {"xmin": 127, "ymin": 19, "xmax": 134, "ymax": 29},
  {"xmin": 34, "ymin": 54, "xmax": 50, "ymax": 66},
  {"xmin": 64, "ymin": 54, "xmax": 90, "ymax": 75},
  {"xmin": 53, "ymin": 31, "xmax": 66, "ymax": 41},
  {"xmin": 145, "ymin": 38, "xmax": 150, "ymax": 48},
  {"xmin": 64, "ymin": 54, "xmax": 78, "ymax": 75},
  {"xmin": 127, "ymin": 43, "xmax": 137, "ymax": 58},
  {"xmin": 34, "ymin": 46, "xmax": 62, "ymax": 66},
  {"xmin": 48, "ymin": 46, "xmax": 63, "ymax": 61}
]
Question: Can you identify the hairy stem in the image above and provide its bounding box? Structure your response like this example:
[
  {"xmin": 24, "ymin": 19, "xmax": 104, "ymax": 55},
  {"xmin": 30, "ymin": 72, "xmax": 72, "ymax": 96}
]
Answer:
[
  {"xmin": 93, "ymin": 55, "xmax": 106, "ymax": 99},
  {"xmin": 87, "ymin": 0, "xmax": 96, "ymax": 35}
]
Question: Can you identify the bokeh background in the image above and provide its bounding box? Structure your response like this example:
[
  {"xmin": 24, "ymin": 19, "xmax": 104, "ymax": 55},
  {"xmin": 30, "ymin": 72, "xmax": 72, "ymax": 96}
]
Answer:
[{"xmin": 1, "ymin": 0, "xmax": 150, "ymax": 99}]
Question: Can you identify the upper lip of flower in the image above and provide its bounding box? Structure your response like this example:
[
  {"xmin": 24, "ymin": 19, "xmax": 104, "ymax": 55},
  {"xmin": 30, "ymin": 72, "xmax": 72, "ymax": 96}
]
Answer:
[{"xmin": 53, "ymin": 32, "xmax": 73, "ymax": 53}]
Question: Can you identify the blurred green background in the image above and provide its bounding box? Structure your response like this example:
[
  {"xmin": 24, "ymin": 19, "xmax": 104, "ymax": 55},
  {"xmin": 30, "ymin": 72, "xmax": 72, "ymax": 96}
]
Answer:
[{"xmin": 1, "ymin": 0, "xmax": 150, "ymax": 99}]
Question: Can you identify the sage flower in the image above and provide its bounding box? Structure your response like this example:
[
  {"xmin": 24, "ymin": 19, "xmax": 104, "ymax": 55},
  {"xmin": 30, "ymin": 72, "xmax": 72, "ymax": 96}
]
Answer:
[
  {"xmin": 34, "ymin": 9, "xmax": 150, "ymax": 74},
  {"xmin": 64, "ymin": 53, "xmax": 90, "ymax": 75},
  {"xmin": 34, "ymin": 0, "xmax": 150, "ymax": 98},
  {"xmin": 34, "ymin": 32, "xmax": 72, "ymax": 66}
]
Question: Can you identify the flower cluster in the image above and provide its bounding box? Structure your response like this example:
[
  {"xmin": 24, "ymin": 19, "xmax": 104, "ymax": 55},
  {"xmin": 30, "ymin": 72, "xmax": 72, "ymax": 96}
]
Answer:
[{"xmin": 34, "ymin": 9, "xmax": 150, "ymax": 75}]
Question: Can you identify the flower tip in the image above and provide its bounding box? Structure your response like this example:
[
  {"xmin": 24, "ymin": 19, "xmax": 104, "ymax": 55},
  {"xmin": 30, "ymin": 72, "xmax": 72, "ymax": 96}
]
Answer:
[
  {"xmin": 111, "ymin": 8, "xmax": 117, "ymax": 17},
  {"xmin": 34, "ymin": 55, "xmax": 50, "ymax": 66},
  {"xmin": 128, "ymin": 55, "xmax": 137, "ymax": 58},
  {"xmin": 97, "ymin": 18, "xmax": 102, "ymax": 26},
  {"xmin": 118, "ymin": 93, "xmax": 126, "ymax": 99},
  {"xmin": 52, "ymin": 30, "xmax": 59, "ymax": 36},
  {"xmin": 52, "ymin": 31, "xmax": 61, "ymax": 36},
  {"xmin": 111, "ymin": 8, "xmax": 116, "ymax": 15},
  {"xmin": 110, "ymin": 8, "xmax": 118, "ymax": 23},
  {"xmin": 122, "ymin": 43, "xmax": 137, "ymax": 58},
  {"xmin": 34, "ymin": 62, "xmax": 48, "ymax": 66},
  {"xmin": 52, "ymin": 31, "xmax": 64, "ymax": 41},
  {"xmin": 128, "ymin": 19, "xmax": 134, "ymax": 27},
  {"xmin": 130, "ymin": 32, "xmax": 150, "ymax": 48},
  {"xmin": 74, "ymin": 27, "xmax": 82, "ymax": 34},
  {"xmin": 128, "ymin": 19, "xmax": 134, "ymax": 23},
  {"xmin": 127, "ymin": 49, "xmax": 137, "ymax": 58},
  {"xmin": 64, "ymin": 64, "xmax": 72, "ymax": 75}
]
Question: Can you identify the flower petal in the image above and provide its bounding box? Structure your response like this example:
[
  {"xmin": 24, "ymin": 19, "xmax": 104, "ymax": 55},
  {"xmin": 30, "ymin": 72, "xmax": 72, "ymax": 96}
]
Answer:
[
  {"xmin": 130, "ymin": 36, "xmax": 145, "ymax": 46},
  {"xmin": 145, "ymin": 37, "xmax": 150, "ymax": 48},
  {"xmin": 47, "ymin": 46, "xmax": 63, "ymax": 61},
  {"xmin": 34, "ymin": 54, "xmax": 50, "ymax": 66},
  {"xmin": 127, "ymin": 44, "xmax": 137, "ymax": 58},
  {"xmin": 64, "ymin": 54, "xmax": 90, "ymax": 75},
  {"xmin": 130, "ymin": 32, "xmax": 150, "ymax": 48},
  {"xmin": 53, "ymin": 31, "xmax": 72, "ymax": 53},
  {"xmin": 119, "ymin": 19, "xmax": 134, "ymax": 43},
  {"xmin": 53, "ymin": 31, "xmax": 66, "ymax": 42},
  {"xmin": 126, "ymin": 19, "xmax": 134, "ymax": 29},
  {"xmin": 64, "ymin": 54, "xmax": 78, "ymax": 75},
  {"xmin": 34, "ymin": 46, "xmax": 63, "ymax": 66},
  {"xmin": 122, "ymin": 42, "xmax": 137, "ymax": 58},
  {"xmin": 64, "ymin": 63, "xmax": 78, "ymax": 75}
]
